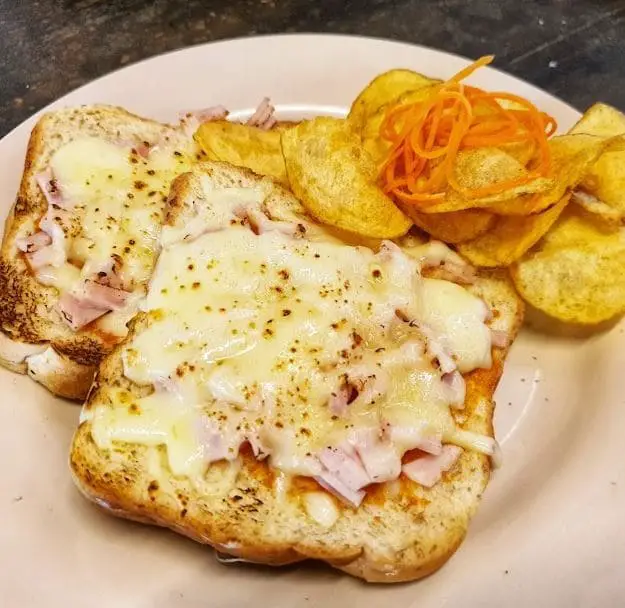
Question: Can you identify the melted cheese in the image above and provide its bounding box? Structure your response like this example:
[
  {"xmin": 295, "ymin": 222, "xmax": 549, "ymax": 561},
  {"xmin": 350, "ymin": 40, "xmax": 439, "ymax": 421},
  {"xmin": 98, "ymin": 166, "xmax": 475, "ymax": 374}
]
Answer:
[
  {"xmin": 417, "ymin": 279, "xmax": 492, "ymax": 373},
  {"xmin": 303, "ymin": 492, "xmax": 339, "ymax": 528},
  {"xmin": 40, "ymin": 136, "xmax": 195, "ymax": 334},
  {"xmin": 90, "ymin": 186, "xmax": 494, "ymax": 482}
]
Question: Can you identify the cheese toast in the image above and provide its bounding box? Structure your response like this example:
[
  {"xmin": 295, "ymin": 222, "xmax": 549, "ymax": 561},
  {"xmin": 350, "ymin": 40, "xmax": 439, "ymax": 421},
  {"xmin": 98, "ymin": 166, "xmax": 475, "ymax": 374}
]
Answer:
[
  {"xmin": 70, "ymin": 162, "xmax": 523, "ymax": 582},
  {"xmin": 0, "ymin": 105, "xmax": 200, "ymax": 399}
]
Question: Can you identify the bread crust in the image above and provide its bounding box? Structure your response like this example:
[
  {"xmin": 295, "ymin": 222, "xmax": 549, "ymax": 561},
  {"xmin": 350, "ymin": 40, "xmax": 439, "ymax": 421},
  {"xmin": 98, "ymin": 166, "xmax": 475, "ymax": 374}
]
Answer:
[
  {"xmin": 0, "ymin": 105, "xmax": 188, "ymax": 400},
  {"xmin": 69, "ymin": 164, "xmax": 524, "ymax": 583}
]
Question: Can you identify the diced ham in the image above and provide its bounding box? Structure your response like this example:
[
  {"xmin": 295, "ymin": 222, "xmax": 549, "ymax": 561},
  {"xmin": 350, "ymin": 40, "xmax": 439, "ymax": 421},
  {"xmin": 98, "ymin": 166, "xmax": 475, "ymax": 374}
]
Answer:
[
  {"xmin": 402, "ymin": 445, "xmax": 463, "ymax": 488},
  {"xmin": 57, "ymin": 293, "xmax": 109, "ymax": 330},
  {"xmin": 82, "ymin": 256, "xmax": 126, "ymax": 290},
  {"xmin": 314, "ymin": 470, "xmax": 366, "ymax": 508},
  {"xmin": 25, "ymin": 245, "xmax": 63, "ymax": 270},
  {"xmin": 180, "ymin": 105, "xmax": 230, "ymax": 124},
  {"xmin": 386, "ymin": 425, "xmax": 443, "ymax": 455},
  {"xmin": 246, "ymin": 97, "xmax": 276, "ymax": 130},
  {"xmin": 349, "ymin": 428, "xmax": 401, "ymax": 484},
  {"xmin": 81, "ymin": 280, "xmax": 130, "ymax": 311},
  {"xmin": 490, "ymin": 328, "xmax": 510, "ymax": 349},
  {"xmin": 153, "ymin": 375, "xmax": 180, "ymax": 394},
  {"xmin": 29, "ymin": 186, "xmax": 70, "ymax": 270},
  {"xmin": 17, "ymin": 231, "xmax": 52, "ymax": 253},
  {"xmin": 413, "ymin": 321, "xmax": 457, "ymax": 374},
  {"xmin": 179, "ymin": 105, "xmax": 230, "ymax": 138},
  {"xmin": 352, "ymin": 373, "xmax": 387, "ymax": 406},
  {"xmin": 416, "ymin": 240, "xmax": 476, "ymax": 285},
  {"xmin": 442, "ymin": 370, "xmax": 466, "ymax": 409},
  {"xmin": 35, "ymin": 169, "xmax": 63, "ymax": 207},
  {"xmin": 377, "ymin": 239, "xmax": 421, "ymax": 281},
  {"xmin": 382, "ymin": 339, "xmax": 425, "ymax": 367},
  {"xmin": 317, "ymin": 446, "xmax": 370, "ymax": 492},
  {"xmin": 239, "ymin": 207, "xmax": 304, "ymax": 237},
  {"xmin": 328, "ymin": 383, "xmax": 351, "ymax": 416},
  {"xmin": 196, "ymin": 417, "xmax": 233, "ymax": 463},
  {"xmin": 433, "ymin": 261, "xmax": 476, "ymax": 285},
  {"xmin": 247, "ymin": 431, "xmax": 270, "ymax": 460},
  {"xmin": 135, "ymin": 142, "xmax": 152, "ymax": 159}
]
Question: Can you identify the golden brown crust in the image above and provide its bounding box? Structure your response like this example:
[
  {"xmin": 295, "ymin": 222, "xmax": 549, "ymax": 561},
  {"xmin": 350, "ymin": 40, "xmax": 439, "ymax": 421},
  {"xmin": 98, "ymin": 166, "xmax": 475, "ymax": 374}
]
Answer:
[
  {"xmin": 69, "ymin": 166, "xmax": 525, "ymax": 583},
  {"xmin": 0, "ymin": 105, "xmax": 188, "ymax": 400}
]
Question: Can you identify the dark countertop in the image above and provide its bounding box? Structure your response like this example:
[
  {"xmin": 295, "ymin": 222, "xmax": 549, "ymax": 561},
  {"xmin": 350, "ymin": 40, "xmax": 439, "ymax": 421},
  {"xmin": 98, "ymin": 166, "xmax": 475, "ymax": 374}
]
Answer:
[{"xmin": 1, "ymin": 0, "xmax": 625, "ymax": 136}]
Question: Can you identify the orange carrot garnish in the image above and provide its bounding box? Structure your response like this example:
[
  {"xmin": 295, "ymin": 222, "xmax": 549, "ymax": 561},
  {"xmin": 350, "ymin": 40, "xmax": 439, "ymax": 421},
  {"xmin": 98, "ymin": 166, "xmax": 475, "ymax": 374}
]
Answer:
[{"xmin": 378, "ymin": 56, "xmax": 557, "ymax": 205}]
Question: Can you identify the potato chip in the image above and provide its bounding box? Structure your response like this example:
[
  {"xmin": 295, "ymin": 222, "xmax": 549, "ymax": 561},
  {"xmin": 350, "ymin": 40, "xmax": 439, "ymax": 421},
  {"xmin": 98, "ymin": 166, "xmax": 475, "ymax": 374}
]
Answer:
[
  {"xmin": 488, "ymin": 133, "xmax": 613, "ymax": 216},
  {"xmin": 416, "ymin": 147, "xmax": 554, "ymax": 214},
  {"xmin": 457, "ymin": 196, "xmax": 569, "ymax": 267},
  {"xmin": 570, "ymin": 103, "xmax": 625, "ymax": 138},
  {"xmin": 576, "ymin": 141, "xmax": 625, "ymax": 218},
  {"xmin": 348, "ymin": 69, "xmax": 439, "ymax": 133},
  {"xmin": 281, "ymin": 117, "xmax": 412, "ymax": 238},
  {"xmin": 566, "ymin": 105, "xmax": 625, "ymax": 221},
  {"xmin": 510, "ymin": 237, "xmax": 625, "ymax": 325},
  {"xmin": 195, "ymin": 121, "xmax": 287, "ymax": 184},
  {"xmin": 398, "ymin": 206, "xmax": 495, "ymax": 243},
  {"xmin": 570, "ymin": 190, "xmax": 622, "ymax": 228},
  {"xmin": 538, "ymin": 204, "xmax": 621, "ymax": 252},
  {"xmin": 273, "ymin": 120, "xmax": 302, "ymax": 132}
]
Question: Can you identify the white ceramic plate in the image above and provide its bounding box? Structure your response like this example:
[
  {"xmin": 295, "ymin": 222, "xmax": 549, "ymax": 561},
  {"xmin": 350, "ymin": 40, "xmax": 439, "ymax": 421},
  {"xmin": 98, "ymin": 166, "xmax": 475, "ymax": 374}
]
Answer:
[{"xmin": 1, "ymin": 35, "xmax": 623, "ymax": 607}]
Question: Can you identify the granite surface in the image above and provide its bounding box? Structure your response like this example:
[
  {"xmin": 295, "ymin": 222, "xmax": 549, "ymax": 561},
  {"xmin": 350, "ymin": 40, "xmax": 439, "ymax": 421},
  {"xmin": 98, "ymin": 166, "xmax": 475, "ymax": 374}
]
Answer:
[{"xmin": 1, "ymin": 0, "xmax": 624, "ymax": 136}]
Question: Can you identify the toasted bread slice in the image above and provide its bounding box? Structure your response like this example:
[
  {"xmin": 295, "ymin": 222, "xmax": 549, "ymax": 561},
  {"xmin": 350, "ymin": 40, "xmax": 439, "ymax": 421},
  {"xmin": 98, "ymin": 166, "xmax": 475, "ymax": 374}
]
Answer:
[
  {"xmin": 70, "ymin": 162, "xmax": 524, "ymax": 583},
  {"xmin": 0, "ymin": 105, "xmax": 198, "ymax": 399}
]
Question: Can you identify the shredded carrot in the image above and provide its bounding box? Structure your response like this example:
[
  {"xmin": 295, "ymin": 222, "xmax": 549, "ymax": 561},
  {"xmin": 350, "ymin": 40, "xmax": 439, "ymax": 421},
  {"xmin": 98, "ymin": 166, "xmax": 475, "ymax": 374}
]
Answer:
[{"xmin": 378, "ymin": 55, "xmax": 557, "ymax": 205}]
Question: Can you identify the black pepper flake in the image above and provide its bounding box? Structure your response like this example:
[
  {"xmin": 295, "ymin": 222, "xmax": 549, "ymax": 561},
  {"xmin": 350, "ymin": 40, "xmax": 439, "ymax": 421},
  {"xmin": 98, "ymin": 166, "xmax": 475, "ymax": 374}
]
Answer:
[
  {"xmin": 219, "ymin": 307, "xmax": 226, "ymax": 313},
  {"xmin": 282, "ymin": 309, "xmax": 292, "ymax": 317},
  {"xmin": 372, "ymin": 269, "xmax": 382, "ymax": 278},
  {"xmin": 204, "ymin": 305, "xmax": 212, "ymax": 312},
  {"xmin": 148, "ymin": 191, "xmax": 157, "ymax": 197},
  {"xmin": 188, "ymin": 264, "xmax": 195, "ymax": 270},
  {"xmin": 174, "ymin": 151, "xmax": 183, "ymax": 157},
  {"xmin": 278, "ymin": 269, "xmax": 290, "ymax": 280},
  {"xmin": 129, "ymin": 239, "xmax": 136, "ymax": 245},
  {"xmin": 147, "ymin": 169, "xmax": 156, "ymax": 176},
  {"xmin": 192, "ymin": 282, "xmax": 201, "ymax": 290},
  {"xmin": 123, "ymin": 246, "xmax": 131, "ymax": 254},
  {"xmin": 134, "ymin": 180, "xmax": 147, "ymax": 190},
  {"xmin": 127, "ymin": 193, "xmax": 135, "ymax": 200}
]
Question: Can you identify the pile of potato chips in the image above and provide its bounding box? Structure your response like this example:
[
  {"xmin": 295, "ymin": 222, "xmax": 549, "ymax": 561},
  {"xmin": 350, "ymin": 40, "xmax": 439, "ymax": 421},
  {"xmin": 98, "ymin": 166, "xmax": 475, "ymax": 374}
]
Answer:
[{"xmin": 194, "ymin": 68, "xmax": 625, "ymax": 326}]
